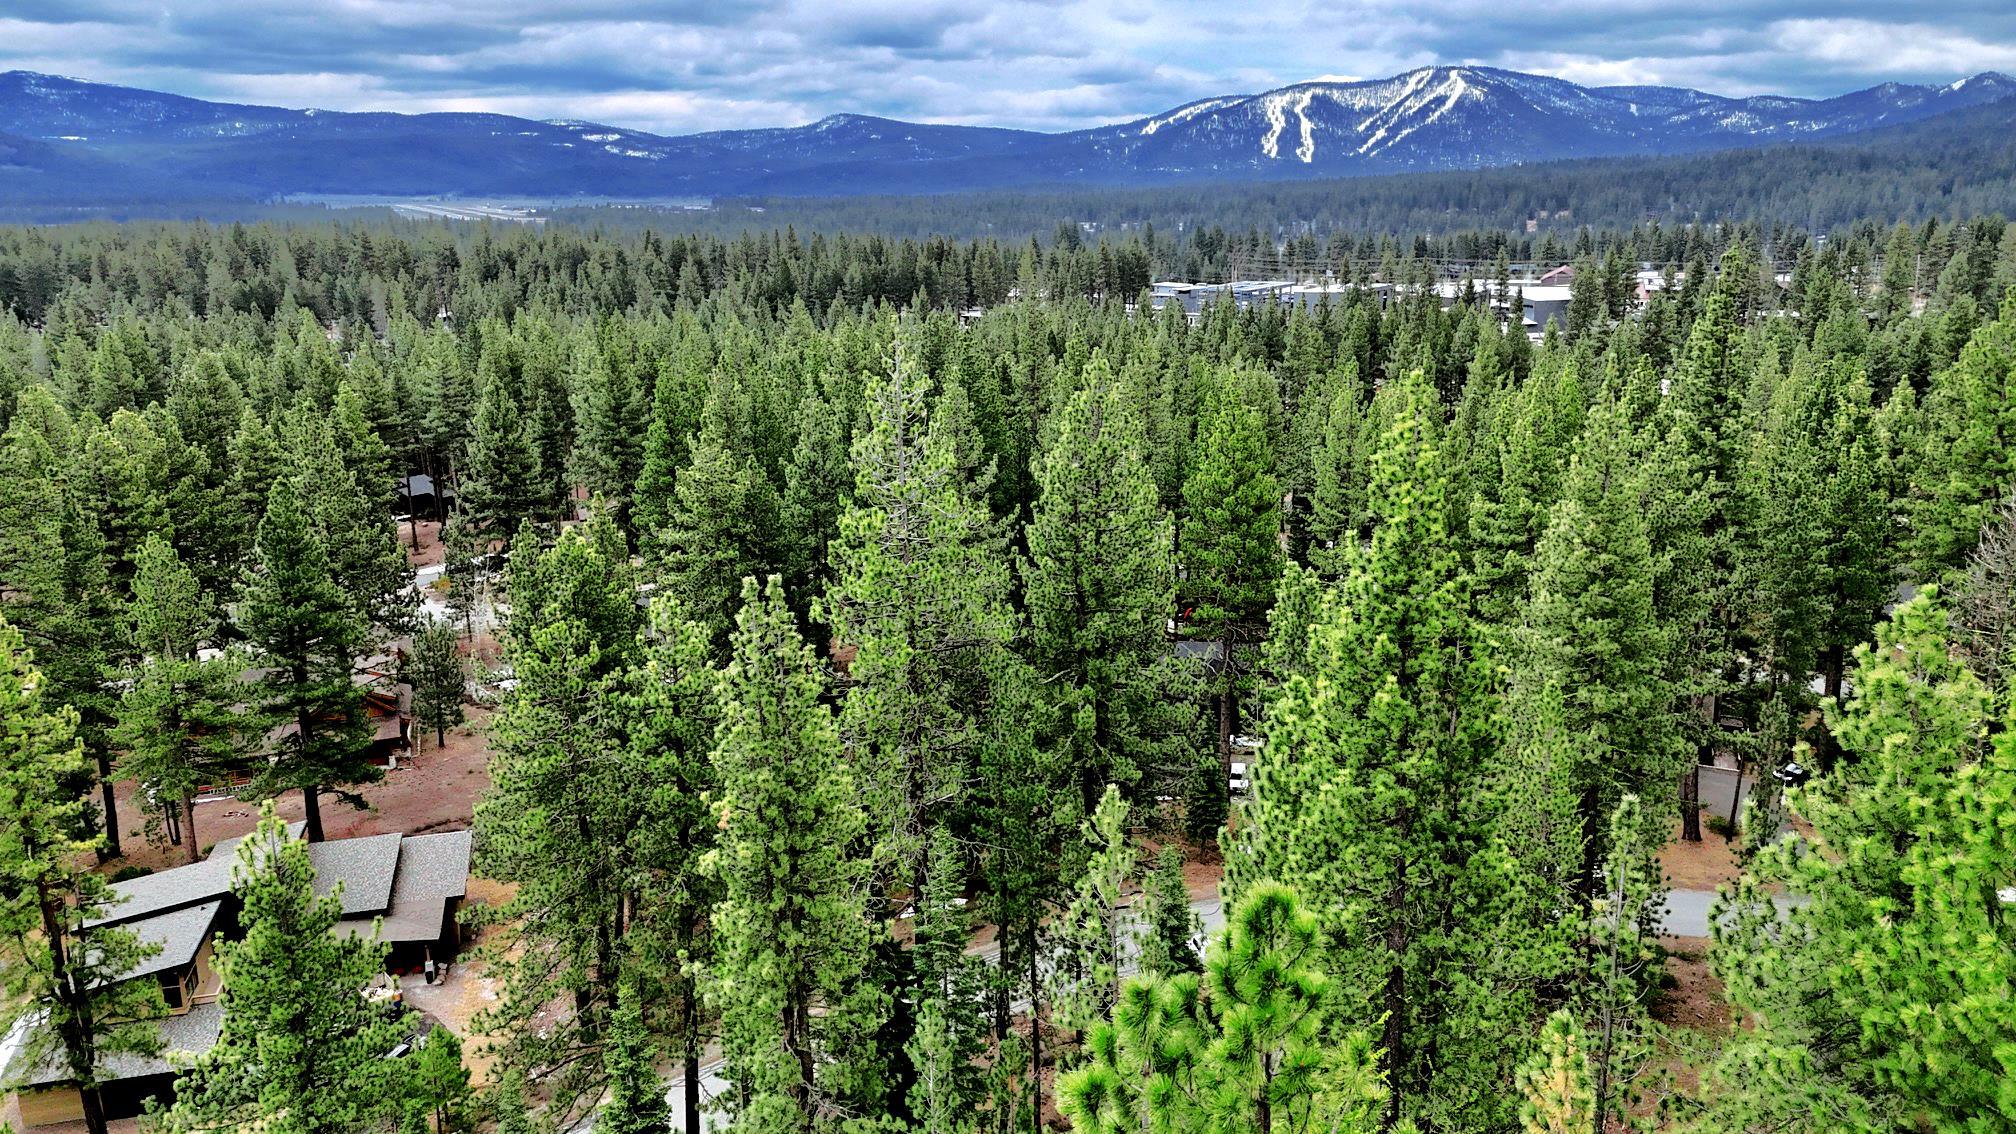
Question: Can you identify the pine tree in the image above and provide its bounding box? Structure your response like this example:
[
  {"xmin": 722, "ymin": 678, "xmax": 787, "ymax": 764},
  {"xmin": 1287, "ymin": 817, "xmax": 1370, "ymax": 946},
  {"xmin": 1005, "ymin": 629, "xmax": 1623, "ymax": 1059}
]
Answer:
[
  {"xmin": 0, "ymin": 411, "xmax": 122, "ymax": 855},
  {"xmin": 1912, "ymin": 293, "xmax": 2016, "ymax": 580},
  {"xmin": 1515, "ymin": 400, "xmax": 1674, "ymax": 892},
  {"xmin": 405, "ymin": 1027, "xmax": 473, "ymax": 1134},
  {"xmin": 1657, "ymin": 250, "xmax": 1756, "ymax": 843},
  {"xmin": 777, "ymin": 388, "xmax": 853, "ymax": 606},
  {"xmin": 1707, "ymin": 589, "xmax": 2016, "ymax": 1132},
  {"xmin": 1308, "ymin": 378, "xmax": 1370, "ymax": 576},
  {"xmin": 599, "ymin": 977, "xmax": 670, "ymax": 1134},
  {"xmin": 1232, "ymin": 372, "xmax": 1509, "ymax": 1130},
  {"xmin": 490, "ymin": 1071, "xmax": 538, "ymax": 1134},
  {"xmin": 631, "ymin": 333, "xmax": 706, "ymax": 568},
  {"xmin": 1180, "ymin": 381, "xmax": 1282, "ymax": 808},
  {"xmin": 1468, "ymin": 361, "xmax": 1583, "ymax": 633},
  {"xmin": 1191, "ymin": 883, "xmax": 1376, "ymax": 1134},
  {"xmin": 457, "ymin": 378, "xmax": 546, "ymax": 543},
  {"xmin": 239, "ymin": 478, "xmax": 374, "ymax": 842},
  {"xmin": 1022, "ymin": 358, "xmax": 1190, "ymax": 811},
  {"xmin": 287, "ymin": 415, "xmax": 416, "ymax": 637},
  {"xmin": 1138, "ymin": 845, "xmax": 1201, "ymax": 978},
  {"xmin": 1059, "ymin": 883, "xmax": 1384, "ymax": 1134},
  {"xmin": 1740, "ymin": 366, "xmax": 1894, "ymax": 703},
  {"xmin": 332, "ymin": 381, "xmax": 398, "ymax": 516},
  {"xmin": 419, "ymin": 327, "xmax": 478, "ymax": 496},
  {"xmin": 817, "ymin": 340, "xmax": 1018, "ymax": 901},
  {"xmin": 1955, "ymin": 497, "xmax": 2016, "ymax": 692},
  {"xmin": 473, "ymin": 526, "xmax": 640, "ymax": 1124},
  {"xmin": 966, "ymin": 655, "xmax": 1068, "ymax": 1133},
  {"xmin": 156, "ymin": 807, "xmax": 419, "ymax": 1134},
  {"xmin": 652, "ymin": 400, "xmax": 784, "ymax": 648},
  {"xmin": 1515, "ymin": 1012, "xmax": 1596, "ymax": 1134},
  {"xmin": 406, "ymin": 617, "xmax": 466, "ymax": 749},
  {"xmin": 614, "ymin": 593, "xmax": 722, "ymax": 1134},
  {"xmin": 1582, "ymin": 795, "xmax": 1664, "ymax": 1132},
  {"xmin": 0, "ymin": 619, "xmax": 164, "ymax": 1134},
  {"xmin": 570, "ymin": 341, "xmax": 647, "ymax": 532},
  {"xmin": 115, "ymin": 536, "xmax": 255, "ymax": 862},
  {"xmin": 707, "ymin": 576, "xmax": 883, "ymax": 1132},
  {"xmin": 906, "ymin": 830, "xmax": 988, "ymax": 1134},
  {"xmin": 226, "ymin": 405, "xmax": 284, "ymax": 556},
  {"xmin": 1049, "ymin": 784, "xmax": 1141, "ymax": 1041}
]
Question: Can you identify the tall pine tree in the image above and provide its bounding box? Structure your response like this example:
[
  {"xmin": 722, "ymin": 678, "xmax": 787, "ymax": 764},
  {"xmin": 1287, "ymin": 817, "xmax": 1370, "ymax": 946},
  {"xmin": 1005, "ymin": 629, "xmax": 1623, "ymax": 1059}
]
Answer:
[
  {"xmin": 707, "ymin": 576, "xmax": 884, "ymax": 1132},
  {"xmin": 239, "ymin": 479, "xmax": 374, "ymax": 843}
]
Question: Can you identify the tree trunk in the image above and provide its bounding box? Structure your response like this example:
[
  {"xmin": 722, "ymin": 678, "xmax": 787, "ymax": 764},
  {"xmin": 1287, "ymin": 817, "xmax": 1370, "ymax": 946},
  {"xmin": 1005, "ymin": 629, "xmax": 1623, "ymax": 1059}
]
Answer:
[
  {"xmin": 183, "ymin": 794, "xmax": 201, "ymax": 865},
  {"xmin": 1381, "ymin": 869, "xmax": 1408, "ymax": 1130},
  {"xmin": 1028, "ymin": 921, "xmax": 1043, "ymax": 1132},
  {"xmin": 792, "ymin": 998, "xmax": 816, "ymax": 1122},
  {"xmin": 1576, "ymin": 784, "xmax": 1603, "ymax": 905},
  {"xmin": 1682, "ymin": 691, "xmax": 1713, "ymax": 842},
  {"xmin": 682, "ymin": 972, "xmax": 702, "ymax": 1134},
  {"xmin": 302, "ymin": 784, "xmax": 325, "ymax": 843},
  {"xmin": 1727, "ymin": 759, "xmax": 1746, "ymax": 834},
  {"xmin": 1217, "ymin": 637, "xmax": 1236, "ymax": 788},
  {"xmin": 78, "ymin": 1085, "xmax": 109, "ymax": 1134},
  {"xmin": 96, "ymin": 749, "xmax": 121, "ymax": 860},
  {"xmin": 1822, "ymin": 643, "xmax": 1846, "ymax": 705},
  {"xmin": 1258, "ymin": 1051, "xmax": 1274, "ymax": 1134},
  {"xmin": 39, "ymin": 880, "xmax": 107, "ymax": 1134},
  {"xmin": 1679, "ymin": 762, "xmax": 1701, "ymax": 843},
  {"xmin": 436, "ymin": 723, "xmax": 448, "ymax": 749}
]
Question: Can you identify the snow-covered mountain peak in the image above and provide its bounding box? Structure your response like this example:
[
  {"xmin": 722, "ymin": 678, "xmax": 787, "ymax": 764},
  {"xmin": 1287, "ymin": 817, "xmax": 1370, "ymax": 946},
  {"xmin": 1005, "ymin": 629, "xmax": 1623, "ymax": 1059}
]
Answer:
[{"xmin": 2, "ymin": 65, "xmax": 2011, "ymax": 199}]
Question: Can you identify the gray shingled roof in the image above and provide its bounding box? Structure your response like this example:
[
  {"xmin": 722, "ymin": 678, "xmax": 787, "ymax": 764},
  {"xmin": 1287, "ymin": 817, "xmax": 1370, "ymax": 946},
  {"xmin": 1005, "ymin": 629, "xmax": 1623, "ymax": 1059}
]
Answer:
[
  {"xmin": 4, "ymin": 1001, "xmax": 225, "ymax": 1088},
  {"xmin": 121, "ymin": 900, "xmax": 222, "ymax": 982},
  {"xmin": 89, "ymin": 857, "xmax": 232, "ymax": 929},
  {"xmin": 12, "ymin": 826, "xmax": 473, "ymax": 1093},
  {"xmin": 306, "ymin": 832, "xmax": 404, "ymax": 916},
  {"xmin": 344, "ymin": 830, "xmax": 473, "ymax": 944}
]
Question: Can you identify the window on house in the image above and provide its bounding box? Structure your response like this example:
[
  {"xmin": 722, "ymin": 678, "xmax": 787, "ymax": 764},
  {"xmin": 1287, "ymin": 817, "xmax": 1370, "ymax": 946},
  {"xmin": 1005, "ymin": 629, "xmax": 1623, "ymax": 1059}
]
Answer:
[{"xmin": 158, "ymin": 968, "xmax": 191, "ymax": 1012}]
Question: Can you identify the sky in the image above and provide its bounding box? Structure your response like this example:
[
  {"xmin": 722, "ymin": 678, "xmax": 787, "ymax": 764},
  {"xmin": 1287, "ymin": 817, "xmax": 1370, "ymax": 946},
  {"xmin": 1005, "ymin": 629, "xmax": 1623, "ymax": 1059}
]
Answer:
[{"xmin": 4, "ymin": 1, "xmax": 2016, "ymax": 136}]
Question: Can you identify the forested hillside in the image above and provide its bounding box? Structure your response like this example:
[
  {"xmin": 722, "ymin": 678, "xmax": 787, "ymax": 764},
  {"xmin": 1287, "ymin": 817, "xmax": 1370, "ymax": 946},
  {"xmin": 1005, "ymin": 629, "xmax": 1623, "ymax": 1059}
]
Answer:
[
  {"xmin": 630, "ymin": 95, "xmax": 2016, "ymax": 242},
  {"xmin": 1, "ymin": 214, "xmax": 2014, "ymax": 1134}
]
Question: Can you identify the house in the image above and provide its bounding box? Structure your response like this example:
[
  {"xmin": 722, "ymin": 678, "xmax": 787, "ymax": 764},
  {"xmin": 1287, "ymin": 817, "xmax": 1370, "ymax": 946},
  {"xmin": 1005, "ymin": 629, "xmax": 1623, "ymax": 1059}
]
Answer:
[
  {"xmin": 1430, "ymin": 281, "xmax": 1573, "ymax": 340},
  {"xmin": 1150, "ymin": 280, "xmax": 1393, "ymax": 324},
  {"xmin": 1, "ymin": 827, "xmax": 471, "ymax": 1129},
  {"xmin": 398, "ymin": 472, "xmax": 443, "ymax": 516},
  {"xmin": 265, "ymin": 657, "xmax": 413, "ymax": 769},
  {"xmin": 1538, "ymin": 264, "xmax": 1576, "ymax": 286}
]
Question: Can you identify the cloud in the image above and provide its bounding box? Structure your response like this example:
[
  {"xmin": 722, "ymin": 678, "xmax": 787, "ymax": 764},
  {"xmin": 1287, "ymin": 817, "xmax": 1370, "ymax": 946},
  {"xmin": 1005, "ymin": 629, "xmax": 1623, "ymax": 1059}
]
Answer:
[
  {"xmin": 1770, "ymin": 18, "xmax": 2016, "ymax": 76},
  {"xmin": 1, "ymin": 1, "xmax": 2013, "ymax": 134}
]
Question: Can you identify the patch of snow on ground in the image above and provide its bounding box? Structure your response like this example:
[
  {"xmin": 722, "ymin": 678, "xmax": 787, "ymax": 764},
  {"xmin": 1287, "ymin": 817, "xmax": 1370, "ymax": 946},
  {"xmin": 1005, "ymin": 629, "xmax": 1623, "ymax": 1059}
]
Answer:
[
  {"xmin": 1294, "ymin": 89, "xmax": 1318, "ymax": 162},
  {"xmin": 1139, "ymin": 97, "xmax": 1241, "ymax": 136},
  {"xmin": 1260, "ymin": 91, "xmax": 1290, "ymax": 159}
]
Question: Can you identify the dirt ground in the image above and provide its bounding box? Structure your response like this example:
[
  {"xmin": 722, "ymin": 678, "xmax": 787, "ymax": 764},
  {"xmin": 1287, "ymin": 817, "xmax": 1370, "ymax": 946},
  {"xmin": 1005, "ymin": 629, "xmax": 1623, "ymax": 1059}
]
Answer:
[
  {"xmin": 404, "ymin": 517, "xmax": 445, "ymax": 567},
  {"xmin": 1657, "ymin": 818, "xmax": 1745, "ymax": 891},
  {"xmin": 400, "ymin": 879, "xmax": 514, "ymax": 1087},
  {"xmin": 104, "ymin": 706, "xmax": 495, "ymax": 873},
  {"xmin": 1653, "ymin": 936, "xmax": 1735, "ymax": 1032}
]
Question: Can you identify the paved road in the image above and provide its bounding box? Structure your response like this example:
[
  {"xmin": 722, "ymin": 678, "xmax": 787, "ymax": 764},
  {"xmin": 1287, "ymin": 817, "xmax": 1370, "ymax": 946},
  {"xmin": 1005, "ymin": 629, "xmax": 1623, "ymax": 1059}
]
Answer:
[{"xmin": 1661, "ymin": 887, "xmax": 1802, "ymax": 938}]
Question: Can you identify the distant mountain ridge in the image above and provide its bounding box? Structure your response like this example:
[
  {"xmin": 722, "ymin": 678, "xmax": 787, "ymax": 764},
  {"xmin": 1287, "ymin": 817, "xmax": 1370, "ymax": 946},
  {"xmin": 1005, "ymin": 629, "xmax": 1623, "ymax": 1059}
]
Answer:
[{"xmin": 1, "ymin": 65, "xmax": 2012, "ymax": 203}]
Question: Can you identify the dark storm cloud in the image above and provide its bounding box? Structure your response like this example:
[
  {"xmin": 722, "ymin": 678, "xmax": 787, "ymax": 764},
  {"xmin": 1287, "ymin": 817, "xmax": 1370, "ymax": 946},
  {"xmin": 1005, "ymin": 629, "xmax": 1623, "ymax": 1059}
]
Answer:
[{"xmin": 2, "ymin": 1, "xmax": 2013, "ymax": 134}]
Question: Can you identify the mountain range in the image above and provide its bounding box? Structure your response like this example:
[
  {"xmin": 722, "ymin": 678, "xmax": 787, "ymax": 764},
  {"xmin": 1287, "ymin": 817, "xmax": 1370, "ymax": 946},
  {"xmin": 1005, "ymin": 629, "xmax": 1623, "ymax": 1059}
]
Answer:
[{"xmin": 2, "ymin": 66, "xmax": 2013, "ymax": 204}]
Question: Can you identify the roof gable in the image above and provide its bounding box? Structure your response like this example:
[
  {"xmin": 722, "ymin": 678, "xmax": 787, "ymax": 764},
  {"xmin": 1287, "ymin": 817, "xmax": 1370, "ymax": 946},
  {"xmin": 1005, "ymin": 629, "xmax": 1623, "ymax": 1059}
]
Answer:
[{"xmin": 306, "ymin": 831, "xmax": 404, "ymax": 915}]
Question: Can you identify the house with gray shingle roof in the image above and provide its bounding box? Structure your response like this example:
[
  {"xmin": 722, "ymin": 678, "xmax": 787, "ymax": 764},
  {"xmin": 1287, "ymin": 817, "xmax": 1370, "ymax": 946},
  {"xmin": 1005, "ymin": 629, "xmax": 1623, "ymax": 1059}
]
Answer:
[{"xmin": 2, "ymin": 826, "xmax": 470, "ymax": 1129}]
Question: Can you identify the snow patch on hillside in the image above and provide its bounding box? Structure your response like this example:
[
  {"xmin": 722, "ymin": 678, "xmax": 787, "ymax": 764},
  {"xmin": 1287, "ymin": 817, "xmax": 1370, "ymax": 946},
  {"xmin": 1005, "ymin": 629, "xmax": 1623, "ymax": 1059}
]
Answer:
[{"xmin": 1140, "ymin": 97, "xmax": 1241, "ymax": 136}]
